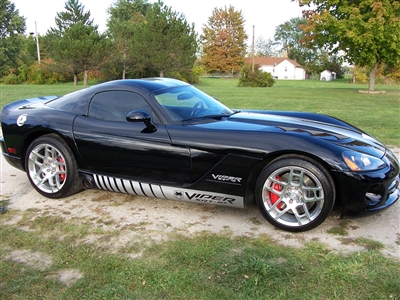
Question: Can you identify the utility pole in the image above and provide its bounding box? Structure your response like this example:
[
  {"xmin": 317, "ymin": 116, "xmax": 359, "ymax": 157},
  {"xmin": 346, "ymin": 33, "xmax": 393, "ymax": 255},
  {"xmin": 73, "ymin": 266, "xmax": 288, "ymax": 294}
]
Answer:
[
  {"xmin": 30, "ymin": 22, "xmax": 41, "ymax": 63},
  {"xmin": 252, "ymin": 25, "xmax": 255, "ymax": 72},
  {"xmin": 35, "ymin": 22, "xmax": 41, "ymax": 63}
]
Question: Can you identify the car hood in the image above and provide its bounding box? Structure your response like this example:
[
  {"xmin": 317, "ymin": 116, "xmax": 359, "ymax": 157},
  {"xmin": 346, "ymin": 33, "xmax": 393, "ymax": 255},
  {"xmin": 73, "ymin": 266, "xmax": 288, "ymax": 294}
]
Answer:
[{"xmin": 197, "ymin": 111, "xmax": 387, "ymax": 159}]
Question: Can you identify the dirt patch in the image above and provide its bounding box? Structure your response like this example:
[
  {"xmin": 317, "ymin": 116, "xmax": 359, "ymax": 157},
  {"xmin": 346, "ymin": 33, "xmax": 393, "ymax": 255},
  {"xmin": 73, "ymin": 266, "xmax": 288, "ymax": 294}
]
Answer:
[
  {"xmin": 358, "ymin": 90, "xmax": 387, "ymax": 94},
  {"xmin": 47, "ymin": 269, "xmax": 84, "ymax": 287},
  {"xmin": 5, "ymin": 249, "xmax": 53, "ymax": 271}
]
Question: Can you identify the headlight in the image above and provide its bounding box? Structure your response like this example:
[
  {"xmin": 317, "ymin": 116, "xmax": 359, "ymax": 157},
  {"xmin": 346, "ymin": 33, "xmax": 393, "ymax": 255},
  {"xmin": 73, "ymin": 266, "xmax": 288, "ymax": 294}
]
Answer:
[{"xmin": 342, "ymin": 151, "xmax": 387, "ymax": 171}]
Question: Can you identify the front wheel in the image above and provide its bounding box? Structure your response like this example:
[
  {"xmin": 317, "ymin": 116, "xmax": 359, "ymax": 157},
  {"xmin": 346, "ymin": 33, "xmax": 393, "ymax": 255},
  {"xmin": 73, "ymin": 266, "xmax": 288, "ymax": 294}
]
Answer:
[
  {"xmin": 25, "ymin": 134, "xmax": 82, "ymax": 198},
  {"xmin": 255, "ymin": 155, "xmax": 335, "ymax": 232}
]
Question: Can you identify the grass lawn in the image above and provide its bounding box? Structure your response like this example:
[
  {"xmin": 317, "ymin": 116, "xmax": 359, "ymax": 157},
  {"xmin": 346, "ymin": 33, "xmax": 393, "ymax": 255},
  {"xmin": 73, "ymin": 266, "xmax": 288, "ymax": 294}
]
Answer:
[{"xmin": 1, "ymin": 210, "xmax": 399, "ymax": 299}]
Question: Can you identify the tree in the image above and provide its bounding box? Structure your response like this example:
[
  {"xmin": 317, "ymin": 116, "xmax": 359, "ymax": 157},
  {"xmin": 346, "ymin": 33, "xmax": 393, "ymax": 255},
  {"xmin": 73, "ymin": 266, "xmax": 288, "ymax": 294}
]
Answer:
[
  {"xmin": 50, "ymin": 0, "xmax": 94, "ymax": 33},
  {"xmin": 0, "ymin": 0, "xmax": 26, "ymax": 76},
  {"xmin": 297, "ymin": 0, "xmax": 400, "ymax": 91},
  {"xmin": 254, "ymin": 36, "xmax": 277, "ymax": 57},
  {"xmin": 201, "ymin": 5, "xmax": 248, "ymax": 75},
  {"xmin": 274, "ymin": 17, "xmax": 320, "ymax": 76},
  {"xmin": 131, "ymin": 1, "xmax": 198, "ymax": 80},
  {"xmin": 318, "ymin": 52, "xmax": 344, "ymax": 79},
  {"xmin": 46, "ymin": 0, "xmax": 106, "ymax": 85},
  {"xmin": 106, "ymin": 0, "xmax": 150, "ymax": 79},
  {"xmin": 272, "ymin": 17, "xmax": 344, "ymax": 78},
  {"xmin": 52, "ymin": 22, "xmax": 108, "ymax": 85},
  {"xmin": 274, "ymin": 17, "xmax": 307, "ymax": 57}
]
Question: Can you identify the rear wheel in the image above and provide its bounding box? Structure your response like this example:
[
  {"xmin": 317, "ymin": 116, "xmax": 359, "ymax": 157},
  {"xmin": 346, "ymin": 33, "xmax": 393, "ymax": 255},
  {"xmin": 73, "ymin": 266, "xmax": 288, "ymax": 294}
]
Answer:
[
  {"xmin": 25, "ymin": 134, "xmax": 82, "ymax": 198},
  {"xmin": 255, "ymin": 155, "xmax": 335, "ymax": 232}
]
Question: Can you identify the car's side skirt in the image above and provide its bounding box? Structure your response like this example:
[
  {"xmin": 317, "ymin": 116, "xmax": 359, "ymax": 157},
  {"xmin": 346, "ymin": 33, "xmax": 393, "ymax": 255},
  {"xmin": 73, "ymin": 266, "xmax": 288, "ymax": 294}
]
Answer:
[{"xmin": 85, "ymin": 173, "xmax": 245, "ymax": 208}]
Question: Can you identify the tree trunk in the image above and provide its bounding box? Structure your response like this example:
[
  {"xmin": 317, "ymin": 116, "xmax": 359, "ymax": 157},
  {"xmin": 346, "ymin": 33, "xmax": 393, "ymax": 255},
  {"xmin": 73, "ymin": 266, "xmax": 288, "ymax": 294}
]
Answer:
[
  {"xmin": 84, "ymin": 70, "xmax": 88, "ymax": 86},
  {"xmin": 74, "ymin": 74, "xmax": 78, "ymax": 86},
  {"xmin": 160, "ymin": 70, "xmax": 164, "ymax": 77},
  {"xmin": 368, "ymin": 62, "xmax": 379, "ymax": 92},
  {"xmin": 123, "ymin": 53, "xmax": 126, "ymax": 79}
]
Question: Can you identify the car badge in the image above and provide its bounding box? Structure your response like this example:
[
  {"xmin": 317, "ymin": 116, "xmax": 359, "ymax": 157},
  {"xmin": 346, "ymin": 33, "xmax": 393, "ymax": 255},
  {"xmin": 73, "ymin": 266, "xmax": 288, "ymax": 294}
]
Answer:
[
  {"xmin": 17, "ymin": 114, "xmax": 27, "ymax": 126},
  {"xmin": 174, "ymin": 190, "xmax": 184, "ymax": 200}
]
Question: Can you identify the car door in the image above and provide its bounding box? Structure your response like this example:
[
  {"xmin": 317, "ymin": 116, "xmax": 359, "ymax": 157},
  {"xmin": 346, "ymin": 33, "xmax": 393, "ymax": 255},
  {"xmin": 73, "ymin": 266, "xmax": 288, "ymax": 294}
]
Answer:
[{"xmin": 73, "ymin": 90, "xmax": 191, "ymax": 184}]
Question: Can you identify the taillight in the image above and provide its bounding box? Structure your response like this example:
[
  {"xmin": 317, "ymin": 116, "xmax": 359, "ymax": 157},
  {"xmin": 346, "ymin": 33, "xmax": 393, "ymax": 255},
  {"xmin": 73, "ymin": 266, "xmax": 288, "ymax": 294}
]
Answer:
[{"xmin": 7, "ymin": 147, "xmax": 17, "ymax": 154}]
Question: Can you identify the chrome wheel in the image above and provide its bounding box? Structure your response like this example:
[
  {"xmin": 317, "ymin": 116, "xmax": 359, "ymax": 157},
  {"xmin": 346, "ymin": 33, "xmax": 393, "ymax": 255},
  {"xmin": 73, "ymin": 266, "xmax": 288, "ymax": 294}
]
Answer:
[
  {"xmin": 27, "ymin": 143, "xmax": 67, "ymax": 193},
  {"xmin": 25, "ymin": 134, "xmax": 82, "ymax": 198},
  {"xmin": 256, "ymin": 156, "xmax": 335, "ymax": 232},
  {"xmin": 262, "ymin": 166, "xmax": 324, "ymax": 227}
]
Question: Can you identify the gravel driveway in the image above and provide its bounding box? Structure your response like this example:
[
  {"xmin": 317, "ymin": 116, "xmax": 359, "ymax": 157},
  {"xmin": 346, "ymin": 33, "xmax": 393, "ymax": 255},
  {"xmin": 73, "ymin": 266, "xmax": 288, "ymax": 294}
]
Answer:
[{"xmin": 1, "ymin": 149, "xmax": 399, "ymax": 260}]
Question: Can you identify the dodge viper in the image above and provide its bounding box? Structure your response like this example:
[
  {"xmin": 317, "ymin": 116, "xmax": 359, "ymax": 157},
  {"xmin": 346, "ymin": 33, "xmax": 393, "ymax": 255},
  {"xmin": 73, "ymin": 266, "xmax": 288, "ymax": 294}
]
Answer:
[{"xmin": 1, "ymin": 78, "xmax": 399, "ymax": 232}]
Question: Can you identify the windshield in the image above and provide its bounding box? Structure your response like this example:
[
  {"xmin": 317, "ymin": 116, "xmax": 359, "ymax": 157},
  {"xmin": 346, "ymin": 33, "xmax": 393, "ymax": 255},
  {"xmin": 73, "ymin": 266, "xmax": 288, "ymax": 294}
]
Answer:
[{"xmin": 151, "ymin": 85, "xmax": 233, "ymax": 122}]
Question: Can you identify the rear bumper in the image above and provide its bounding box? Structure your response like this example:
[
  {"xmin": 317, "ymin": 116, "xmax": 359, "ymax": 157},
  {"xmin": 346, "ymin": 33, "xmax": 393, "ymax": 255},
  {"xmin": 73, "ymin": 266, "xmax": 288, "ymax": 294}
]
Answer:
[{"xmin": 0, "ymin": 136, "xmax": 24, "ymax": 171}]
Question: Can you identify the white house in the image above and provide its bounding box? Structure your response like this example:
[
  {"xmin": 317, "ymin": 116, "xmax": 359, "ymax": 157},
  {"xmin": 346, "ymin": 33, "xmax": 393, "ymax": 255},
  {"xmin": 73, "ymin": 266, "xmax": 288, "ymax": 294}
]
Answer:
[
  {"xmin": 320, "ymin": 70, "xmax": 336, "ymax": 81},
  {"xmin": 245, "ymin": 57, "xmax": 306, "ymax": 80}
]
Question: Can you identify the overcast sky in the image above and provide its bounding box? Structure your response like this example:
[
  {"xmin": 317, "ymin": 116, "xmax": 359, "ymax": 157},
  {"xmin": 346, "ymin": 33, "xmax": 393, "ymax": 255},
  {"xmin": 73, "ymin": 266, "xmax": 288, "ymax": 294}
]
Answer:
[{"xmin": 12, "ymin": 0, "xmax": 303, "ymax": 41}]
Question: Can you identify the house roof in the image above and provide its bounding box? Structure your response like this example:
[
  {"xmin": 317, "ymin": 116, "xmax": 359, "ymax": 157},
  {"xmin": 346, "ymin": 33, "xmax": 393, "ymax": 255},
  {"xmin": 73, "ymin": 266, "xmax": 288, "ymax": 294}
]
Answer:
[{"xmin": 245, "ymin": 57, "xmax": 303, "ymax": 68}]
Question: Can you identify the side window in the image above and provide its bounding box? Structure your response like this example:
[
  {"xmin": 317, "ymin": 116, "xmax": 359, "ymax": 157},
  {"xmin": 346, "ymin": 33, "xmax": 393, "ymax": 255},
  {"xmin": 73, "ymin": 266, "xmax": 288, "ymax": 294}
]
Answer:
[{"xmin": 88, "ymin": 91, "xmax": 153, "ymax": 122}]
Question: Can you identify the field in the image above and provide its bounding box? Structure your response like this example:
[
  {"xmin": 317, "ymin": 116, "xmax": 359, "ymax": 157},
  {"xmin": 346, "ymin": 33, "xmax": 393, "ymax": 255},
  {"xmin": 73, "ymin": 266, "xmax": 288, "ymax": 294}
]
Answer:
[{"xmin": 0, "ymin": 78, "xmax": 399, "ymax": 299}]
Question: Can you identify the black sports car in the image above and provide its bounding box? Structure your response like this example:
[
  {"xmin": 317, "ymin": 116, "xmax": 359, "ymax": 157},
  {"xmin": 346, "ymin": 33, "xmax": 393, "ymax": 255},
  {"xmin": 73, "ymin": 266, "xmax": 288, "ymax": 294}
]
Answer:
[{"xmin": 1, "ymin": 78, "xmax": 399, "ymax": 232}]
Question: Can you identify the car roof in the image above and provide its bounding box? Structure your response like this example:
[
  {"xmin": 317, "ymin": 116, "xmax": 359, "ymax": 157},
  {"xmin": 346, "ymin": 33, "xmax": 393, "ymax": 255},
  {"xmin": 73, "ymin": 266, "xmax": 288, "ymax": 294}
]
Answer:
[
  {"xmin": 88, "ymin": 78, "xmax": 189, "ymax": 94},
  {"xmin": 46, "ymin": 78, "xmax": 190, "ymax": 114}
]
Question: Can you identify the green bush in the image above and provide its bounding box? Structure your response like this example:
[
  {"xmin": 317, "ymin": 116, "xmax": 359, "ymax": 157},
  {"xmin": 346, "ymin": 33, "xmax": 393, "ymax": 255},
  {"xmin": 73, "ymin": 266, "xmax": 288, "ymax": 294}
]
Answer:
[
  {"xmin": 2, "ymin": 73, "xmax": 24, "ymax": 84},
  {"xmin": 1, "ymin": 62, "xmax": 72, "ymax": 85},
  {"xmin": 238, "ymin": 64, "xmax": 275, "ymax": 87},
  {"xmin": 26, "ymin": 62, "xmax": 68, "ymax": 84},
  {"xmin": 352, "ymin": 64, "xmax": 400, "ymax": 85}
]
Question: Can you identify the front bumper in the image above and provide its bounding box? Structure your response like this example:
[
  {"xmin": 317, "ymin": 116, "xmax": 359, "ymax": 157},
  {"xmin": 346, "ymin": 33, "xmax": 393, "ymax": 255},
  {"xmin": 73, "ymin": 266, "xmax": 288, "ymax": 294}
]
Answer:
[{"xmin": 333, "ymin": 149, "xmax": 400, "ymax": 215}]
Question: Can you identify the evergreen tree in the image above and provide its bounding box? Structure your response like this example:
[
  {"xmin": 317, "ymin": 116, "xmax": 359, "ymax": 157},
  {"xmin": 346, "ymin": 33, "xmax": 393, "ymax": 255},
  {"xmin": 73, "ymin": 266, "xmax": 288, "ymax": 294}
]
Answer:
[
  {"xmin": 106, "ymin": 0, "xmax": 150, "ymax": 79},
  {"xmin": 45, "ymin": 0, "xmax": 106, "ymax": 85},
  {"xmin": 49, "ymin": 0, "xmax": 95, "ymax": 34},
  {"xmin": 131, "ymin": 1, "xmax": 198, "ymax": 80},
  {"xmin": 0, "ymin": 0, "xmax": 26, "ymax": 76}
]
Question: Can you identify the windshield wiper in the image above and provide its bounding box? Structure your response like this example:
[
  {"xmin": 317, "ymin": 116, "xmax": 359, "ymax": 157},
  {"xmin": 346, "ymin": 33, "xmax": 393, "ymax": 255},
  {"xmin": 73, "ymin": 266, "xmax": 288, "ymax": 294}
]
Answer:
[
  {"xmin": 230, "ymin": 110, "xmax": 241, "ymax": 116},
  {"xmin": 182, "ymin": 114, "xmax": 231, "ymax": 123}
]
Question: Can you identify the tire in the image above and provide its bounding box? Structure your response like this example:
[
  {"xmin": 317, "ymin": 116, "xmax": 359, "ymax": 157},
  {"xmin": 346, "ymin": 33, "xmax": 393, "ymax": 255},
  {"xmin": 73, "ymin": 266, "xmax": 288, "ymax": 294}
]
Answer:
[
  {"xmin": 25, "ymin": 134, "xmax": 82, "ymax": 198},
  {"xmin": 255, "ymin": 155, "xmax": 335, "ymax": 232}
]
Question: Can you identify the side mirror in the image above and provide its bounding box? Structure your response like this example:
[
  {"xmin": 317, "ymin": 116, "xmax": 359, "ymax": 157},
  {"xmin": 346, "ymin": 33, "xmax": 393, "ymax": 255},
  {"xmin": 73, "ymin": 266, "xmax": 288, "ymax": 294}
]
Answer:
[{"xmin": 126, "ymin": 110, "xmax": 156, "ymax": 133}]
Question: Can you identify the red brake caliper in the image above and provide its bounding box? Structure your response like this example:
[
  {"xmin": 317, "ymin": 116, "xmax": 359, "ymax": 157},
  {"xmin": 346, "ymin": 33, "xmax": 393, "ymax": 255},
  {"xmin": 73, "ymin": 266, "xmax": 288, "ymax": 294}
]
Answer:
[
  {"xmin": 60, "ymin": 157, "xmax": 66, "ymax": 181},
  {"xmin": 269, "ymin": 176, "xmax": 283, "ymax": 209}
]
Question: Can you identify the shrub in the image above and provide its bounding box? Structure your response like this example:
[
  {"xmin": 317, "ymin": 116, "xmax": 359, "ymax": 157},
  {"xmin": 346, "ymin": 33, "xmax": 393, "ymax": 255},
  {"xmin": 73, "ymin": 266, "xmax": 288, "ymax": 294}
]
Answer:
[
  {"xmin": 170, "ymin": 66, "xmax": 202, "ymax": 84},
  {"xmin": 2, "ymin": 73, "xmax": 24, "ymax": 84},
  {"xmin": 27, "ymin": 62, "xmax": 68, "ymax": 84},
  {"xmin": 238, "ymin": 64, "xmax": 275, "ymax": 87},
  {"xmin": 352, "ymin": 64, "xmax": 400, "ymax": 85},
  {"xmin": 384, "ymin": 66, "xmax": 400, "ymax": 83}
]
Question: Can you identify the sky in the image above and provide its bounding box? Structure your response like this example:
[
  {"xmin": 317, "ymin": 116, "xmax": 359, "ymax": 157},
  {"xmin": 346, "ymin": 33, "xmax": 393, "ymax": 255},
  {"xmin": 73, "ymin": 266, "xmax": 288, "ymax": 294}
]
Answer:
[{"xmin": 12, "ymin": 0, "xmax": 304, "ymax": 42}]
